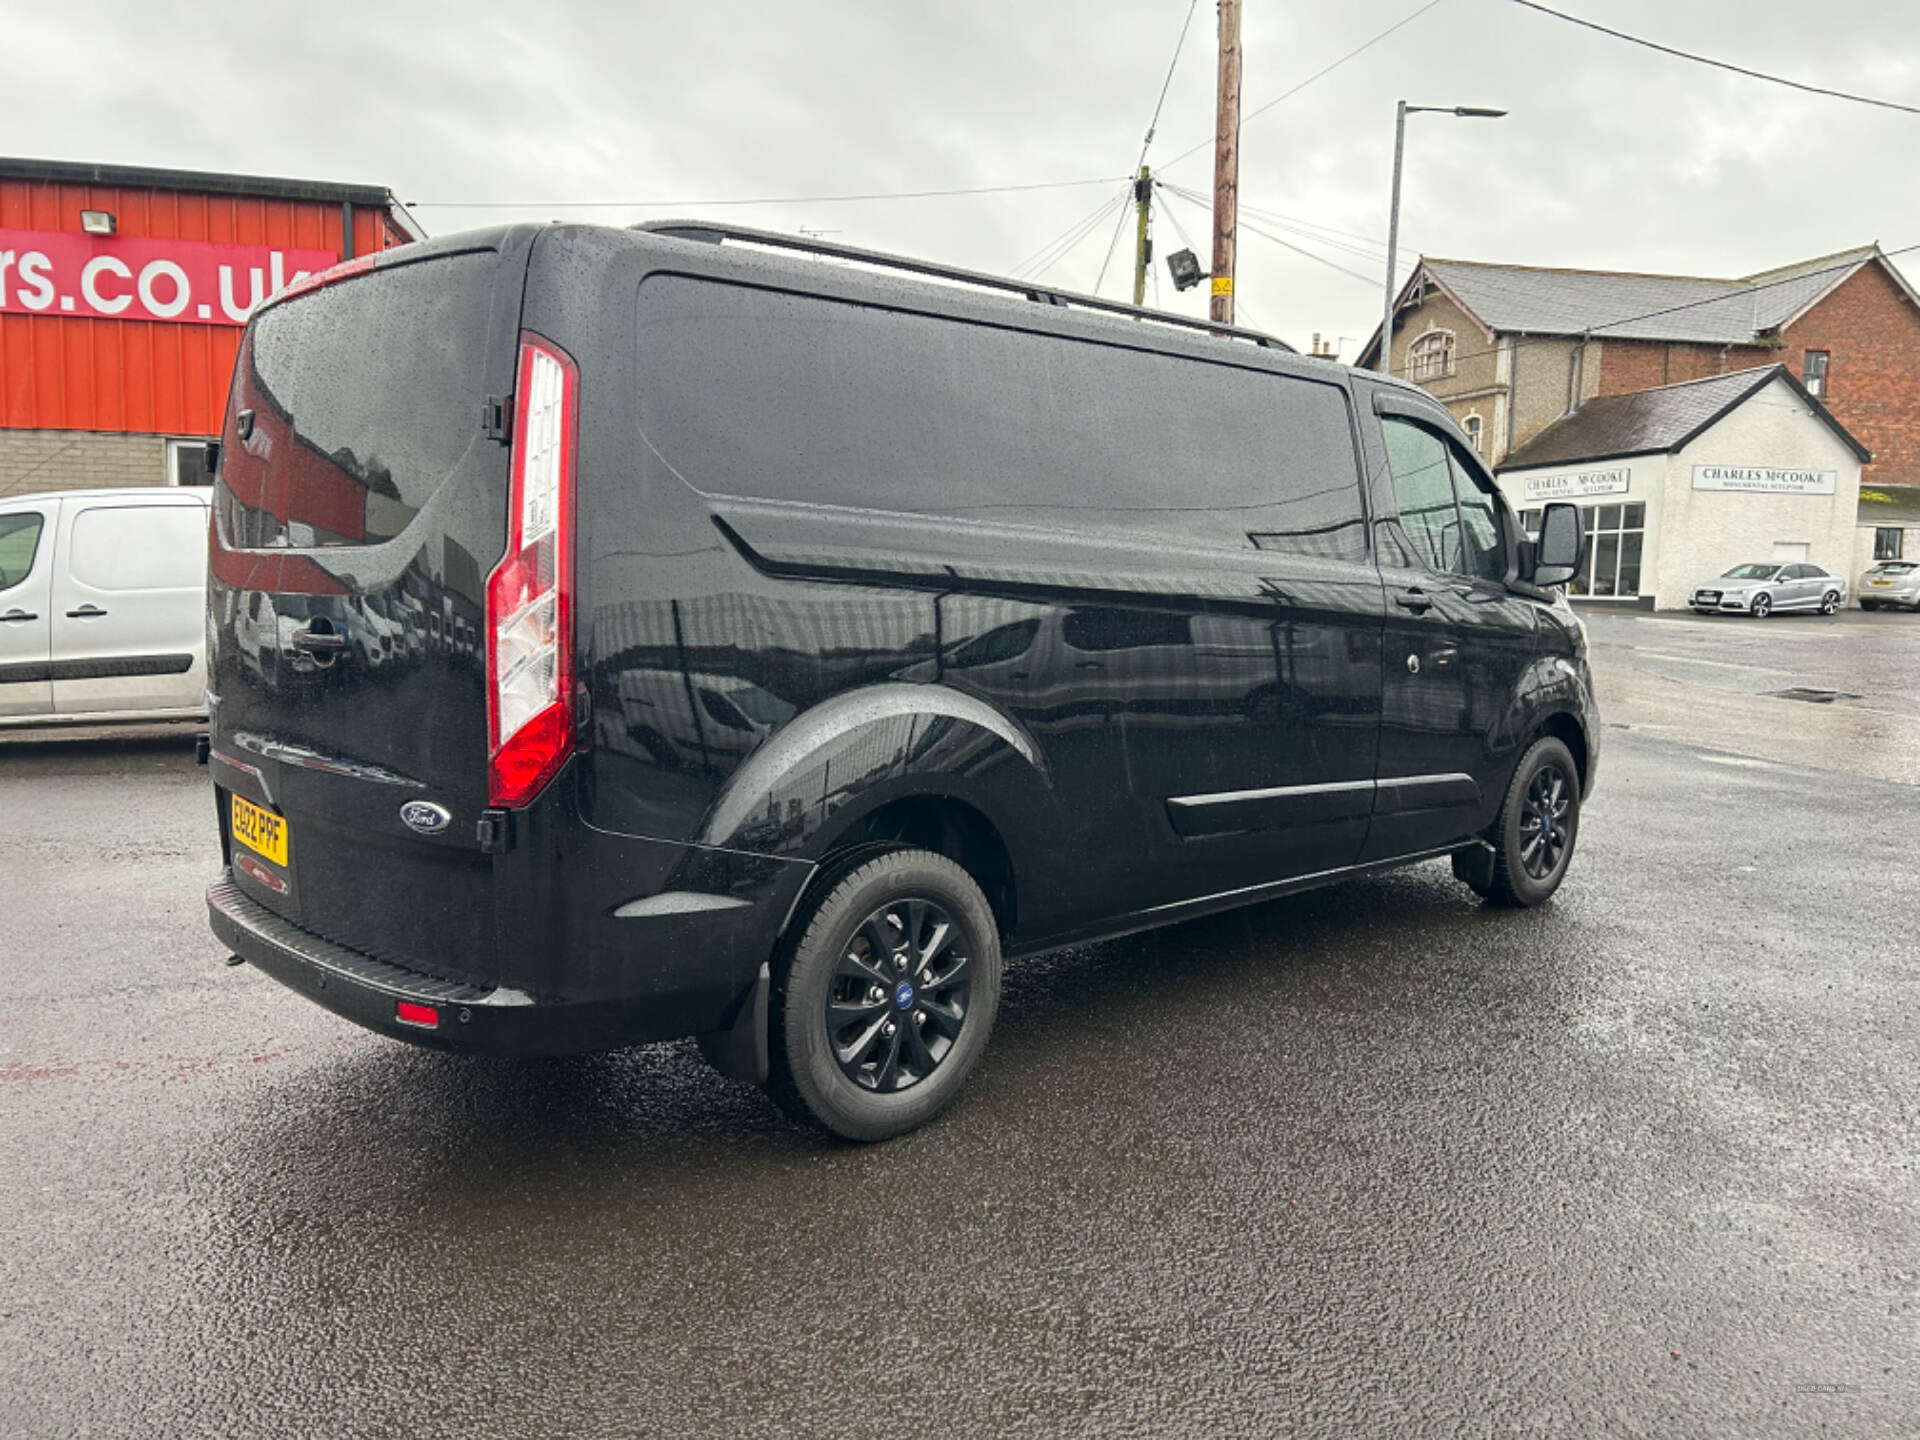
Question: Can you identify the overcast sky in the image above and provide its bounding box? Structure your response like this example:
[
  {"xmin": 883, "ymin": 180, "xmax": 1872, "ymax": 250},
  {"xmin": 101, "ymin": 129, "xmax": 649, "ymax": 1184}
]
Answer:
[{"xmin": 11, "ymin": 0, "xmax": 1919, "ymax": 358}]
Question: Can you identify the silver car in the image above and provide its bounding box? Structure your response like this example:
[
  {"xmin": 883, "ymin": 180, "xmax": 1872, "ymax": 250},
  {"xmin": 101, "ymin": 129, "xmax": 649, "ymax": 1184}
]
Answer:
[
  {"xmin": 1688, "ymin": 562, "xmax": 1848, "ymax": 617},
  {"xmin": 1857, "ymin": 560, "xmax": 1920, "ymax": 611}
]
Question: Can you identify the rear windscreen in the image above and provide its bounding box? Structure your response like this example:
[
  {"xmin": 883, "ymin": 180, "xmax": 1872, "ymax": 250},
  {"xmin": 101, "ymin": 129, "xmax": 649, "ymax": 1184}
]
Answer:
[{"xmin": 217, "ymin": 253, "xmax": 496, "ymax": 549}]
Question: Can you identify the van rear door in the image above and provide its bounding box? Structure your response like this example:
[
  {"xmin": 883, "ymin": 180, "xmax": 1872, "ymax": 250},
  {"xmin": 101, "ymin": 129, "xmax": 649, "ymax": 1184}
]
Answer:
[{"xmin": 208, "ymin": 232, "xmax": 533, "ymax": 985}]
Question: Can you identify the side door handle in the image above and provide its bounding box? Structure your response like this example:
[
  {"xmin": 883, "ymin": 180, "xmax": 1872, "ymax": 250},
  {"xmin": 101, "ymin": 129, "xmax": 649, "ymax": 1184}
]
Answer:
[
  {"xmin": 65, "ymin": 604, "xmax": 108, "ymax": 619},
  {"xmin": 1, "ymin": 608, "xmax": 38, "ymax": 623},
  {"xmin": 1393, "ymin": 588, "xmax": 1432, "ymax": 614}
]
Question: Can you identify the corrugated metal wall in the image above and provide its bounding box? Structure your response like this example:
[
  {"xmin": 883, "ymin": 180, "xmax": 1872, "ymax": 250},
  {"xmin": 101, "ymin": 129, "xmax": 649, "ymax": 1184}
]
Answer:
[{"xmin": 0, "ymin": 179, "xmax": 409, "ymax": 437}]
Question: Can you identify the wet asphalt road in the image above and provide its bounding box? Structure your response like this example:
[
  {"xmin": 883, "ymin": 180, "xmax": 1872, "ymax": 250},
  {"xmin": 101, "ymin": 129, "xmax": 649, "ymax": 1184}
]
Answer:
[{"xmin": 3, "ymin": 614, "xmax": 1917, "ymax": 1438}]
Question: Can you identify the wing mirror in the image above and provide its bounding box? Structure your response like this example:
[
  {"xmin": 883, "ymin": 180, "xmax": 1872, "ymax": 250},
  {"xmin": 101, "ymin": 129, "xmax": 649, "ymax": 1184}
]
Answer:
[{"xmin": 1529, "ymin": 502, "xmax": 1583, "ymax": 587}]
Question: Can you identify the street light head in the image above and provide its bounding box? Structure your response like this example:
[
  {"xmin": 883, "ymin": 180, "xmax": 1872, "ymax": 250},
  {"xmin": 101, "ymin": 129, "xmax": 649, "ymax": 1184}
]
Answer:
[
  {"xmin": 1166, "ymin": 248, "xmax": 1207, "ymax": 293},
  {"xmin": 1454, "ymin": 107, "xmax": 1507, "ymax": 118}
]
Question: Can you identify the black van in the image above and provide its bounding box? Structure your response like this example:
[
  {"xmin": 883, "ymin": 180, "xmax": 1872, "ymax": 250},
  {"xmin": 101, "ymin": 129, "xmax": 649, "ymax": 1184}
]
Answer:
[{"xmin": 204, "ymin": 222, "xmax": 1597, "ymax": 1140}]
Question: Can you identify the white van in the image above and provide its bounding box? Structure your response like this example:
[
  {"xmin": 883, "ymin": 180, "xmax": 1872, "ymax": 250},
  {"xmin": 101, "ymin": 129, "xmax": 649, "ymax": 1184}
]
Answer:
[{"xmin": 0, "ymin": 487, "xmax": 211, "ymax": 727}]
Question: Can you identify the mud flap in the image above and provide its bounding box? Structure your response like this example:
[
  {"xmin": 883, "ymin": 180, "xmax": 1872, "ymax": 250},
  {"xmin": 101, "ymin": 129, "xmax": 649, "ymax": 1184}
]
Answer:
[
  {"xmin": 1451, "ymin": 839, "xmax": 1496, "ymax": 892},
  {"xmin": 696, "ymin": 962, "xmax": 770, "ymax": 1085}
]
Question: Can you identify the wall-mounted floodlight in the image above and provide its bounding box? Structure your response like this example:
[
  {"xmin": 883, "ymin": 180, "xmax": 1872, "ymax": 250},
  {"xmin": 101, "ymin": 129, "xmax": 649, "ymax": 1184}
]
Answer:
[
  {"xmin": 1166, "ymin": 247, "xmax": 1207, "ymax": 293},
  {"xmin": 80, "ymin": 210, "xmax": 116, "ymax": 236}
]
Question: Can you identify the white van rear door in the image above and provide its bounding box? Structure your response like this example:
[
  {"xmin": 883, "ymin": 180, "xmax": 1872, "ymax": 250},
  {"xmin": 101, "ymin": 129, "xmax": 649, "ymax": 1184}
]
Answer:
[
  {"xmin": 0, "ymin": 500, "xmax": 57, "ymax": 719},
  {"xmin": 49, "ymin": 498, "xmax": 208, "ymax": 716}
]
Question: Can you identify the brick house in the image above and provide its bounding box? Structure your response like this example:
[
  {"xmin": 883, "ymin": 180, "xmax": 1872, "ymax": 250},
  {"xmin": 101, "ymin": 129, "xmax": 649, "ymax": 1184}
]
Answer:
[{"xmin": 1358, "ymin": 245, "xmax": 1920, "ymax": 486}]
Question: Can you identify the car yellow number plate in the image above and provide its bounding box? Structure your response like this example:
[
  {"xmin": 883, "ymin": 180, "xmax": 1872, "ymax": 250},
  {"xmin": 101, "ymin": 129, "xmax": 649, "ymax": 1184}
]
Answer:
[
  {"xmin": 231, "ymin": 794, "xmax": 288, "ymax": 866},
  {"xmin": 1872, "ymin": 579, "xmax": 1892, "ymax": 586}
]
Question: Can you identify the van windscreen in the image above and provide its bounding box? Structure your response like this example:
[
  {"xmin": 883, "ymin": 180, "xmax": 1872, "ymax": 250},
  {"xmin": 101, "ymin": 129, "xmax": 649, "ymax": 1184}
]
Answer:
[
  {"xmin": 635, "ymin": 277, "xmax": 1367, "ymax": 559},
  {"xmin": 217, "ymin": 253, "xmax": 496, "ymax": 549}
]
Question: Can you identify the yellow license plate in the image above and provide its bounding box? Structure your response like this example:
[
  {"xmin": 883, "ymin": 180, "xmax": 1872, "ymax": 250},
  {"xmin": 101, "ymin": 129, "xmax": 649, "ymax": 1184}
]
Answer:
[
  {"xmin": 231, "ymin": 794, "xmax": 288, "ymax": 866},
  {"xmin": 1872, "ymin": 579, "xmax": 1891, "ymax": 586}
]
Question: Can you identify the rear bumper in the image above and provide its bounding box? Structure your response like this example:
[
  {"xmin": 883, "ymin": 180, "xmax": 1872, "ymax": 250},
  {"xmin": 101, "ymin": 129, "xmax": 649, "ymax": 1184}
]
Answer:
[{"xmin": 207, "ymin": 873, "xmax": 771, "ymax": 1056}]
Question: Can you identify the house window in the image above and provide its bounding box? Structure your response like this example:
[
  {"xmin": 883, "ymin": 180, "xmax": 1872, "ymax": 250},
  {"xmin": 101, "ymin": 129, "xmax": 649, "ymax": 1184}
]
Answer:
[
  {"xmin": 1408, "ymin": 330, "xmax": 1454, "ymax": 381},
  {"xmin": 1876, "ymin": 527, "xmax": 1904, "ymax": 561},
  {"xmin": 167, "ymin": 438, "xmax": 214, "ymax": 487},
  {"xmin": 1803, "ymin": 350, "xmax": 1830, "ymax": 400},
  {"xmin": 1463, "ymin": 414, "xmax": 1484, "ymax": 454},
  {"xmin": 1568, "ymin": 501, "xmax": 1646, "ymax": 598}
]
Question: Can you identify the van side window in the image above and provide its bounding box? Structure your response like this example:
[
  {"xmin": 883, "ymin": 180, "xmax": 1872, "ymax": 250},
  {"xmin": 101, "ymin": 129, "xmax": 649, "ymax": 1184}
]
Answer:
[
  {"xmin": 635, "ymin": 277, "xmax": 1367, "ymax": 558},
  {"xmin": 1447, "ymin": 449, "xmax": 1506, "ymax": 582},
  {"xmin": 0, "ymin": 512, "xmax": 45, "ymax": 592},
  {"xmin": 1381, "ymin": 419, "xmax": 1462, "ymax": 572},
  {"xmin": 1380, "ymin": 417, "xmax": 1506, "ymax": 582}
]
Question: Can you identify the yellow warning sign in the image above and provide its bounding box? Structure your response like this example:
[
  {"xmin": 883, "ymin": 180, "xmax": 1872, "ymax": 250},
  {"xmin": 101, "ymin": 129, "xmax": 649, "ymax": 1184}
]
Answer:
[{"xmin": 1211, "ymin": 276, "xmax": 1234, "ymax": 296}]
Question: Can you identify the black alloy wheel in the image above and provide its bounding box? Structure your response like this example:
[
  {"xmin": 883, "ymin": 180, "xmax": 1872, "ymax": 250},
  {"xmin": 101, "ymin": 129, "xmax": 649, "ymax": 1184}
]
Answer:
[
  {"xmin": 768, "ymin": 848, "xmax": 1002, "ymax": 1142},
  {"xmin": 1518, "ymin": 763, "xmax": 1572, "ymax": 881},
  {"xmin": 827, "ymin": 899, "xmax": 973, "ymax": 1093},
  {"xmin": 1467, "ymin": 734, "xmax": 1582, "ymax": 907},
  {"xmin": 1752, "ymin": 592, "xmax": 1773, "ymax": 618}
]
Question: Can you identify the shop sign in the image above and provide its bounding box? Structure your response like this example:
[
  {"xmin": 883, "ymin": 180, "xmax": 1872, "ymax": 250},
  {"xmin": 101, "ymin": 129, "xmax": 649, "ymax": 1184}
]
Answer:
[
  {"xmin": 1522, "ymin": 467, "xmax": 1630, "ymax": 502},
  {"xmin": 1691, "ymin": 465, "xmax": 1836, "ymax": 495},
  {"xmin": 0, "ymin": 229, "xmax": 339, "ymax": 327}
]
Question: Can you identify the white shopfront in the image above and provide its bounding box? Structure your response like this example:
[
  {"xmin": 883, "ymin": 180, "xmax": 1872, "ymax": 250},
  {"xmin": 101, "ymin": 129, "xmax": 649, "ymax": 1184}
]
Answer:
[{"xmin": 1496, "ymin": 372, "xmax": 1865, "ymax": 610}]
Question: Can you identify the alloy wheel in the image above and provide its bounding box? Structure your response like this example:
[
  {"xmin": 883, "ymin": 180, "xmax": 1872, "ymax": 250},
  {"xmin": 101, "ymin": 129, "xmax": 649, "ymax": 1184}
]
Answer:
[
  {"xmin": 1518, "ymin": 763, "xmax": 1572, "ymax": 881},
  {"xmin": 1752, "ymin": 593, "xmax": 1772, "ymax": 618},
  {"xmin": 826, "ymin": 899, "xmax": 973, "ymax": 1093}
]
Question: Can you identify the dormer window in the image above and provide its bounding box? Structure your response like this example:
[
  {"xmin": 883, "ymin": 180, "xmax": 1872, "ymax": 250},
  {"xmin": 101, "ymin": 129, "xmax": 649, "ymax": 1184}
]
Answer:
[{"xmin": 1409, "ymin": 329, "xmax": 1455, "ymax": 381}]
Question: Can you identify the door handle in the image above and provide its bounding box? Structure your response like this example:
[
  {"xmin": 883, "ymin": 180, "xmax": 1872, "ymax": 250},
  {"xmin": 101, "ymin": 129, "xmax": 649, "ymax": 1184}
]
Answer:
[
  {"xmin": 1393, "ymin": 589, "xmax": 1432, "ymax": 613},
  {"xmin": 65, "ymin": 604, "xmax": 108, "ymax": 619},
  {"xmin": 1, "ymin": 608, "xmax": 37, "ymax": 623},
  {"xmin": 290, "ymin": 627, "xmax": 349, "ymax": 653}
]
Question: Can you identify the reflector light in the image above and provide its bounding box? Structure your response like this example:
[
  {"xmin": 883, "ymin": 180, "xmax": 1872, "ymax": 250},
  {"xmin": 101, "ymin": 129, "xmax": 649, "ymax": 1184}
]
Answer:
[
  {"xmin": 486, "ymin": 333, "xmax": 579, "ymax": 808},
  {"xmin": 395, "ymin": 1001, "xmax": 440, "ymax": 1029}
]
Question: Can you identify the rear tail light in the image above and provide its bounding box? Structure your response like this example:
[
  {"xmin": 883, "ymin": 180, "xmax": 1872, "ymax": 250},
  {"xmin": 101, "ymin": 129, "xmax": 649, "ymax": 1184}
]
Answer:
[{"xmin": 486, "ymin": 333, "xmax": 579, "ymax": 807}]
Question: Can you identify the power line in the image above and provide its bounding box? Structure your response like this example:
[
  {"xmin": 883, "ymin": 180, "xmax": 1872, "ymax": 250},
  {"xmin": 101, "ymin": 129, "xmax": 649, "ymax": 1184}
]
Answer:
[
  {"xmin": 1136, "ymin": 0, "xmax": 1203, "ymax": 170},
  {"xmin": 1159, "ymin": 180, "xmax": 1382, "ymax": 288},
  {"xmin": 406, "ymin": 176, "xmax": 1128, "ymax": 209},
  {"xmin": 1093, "ymin": 189, "xmax": 1136, "ymax": 294},
  {"xmin": 1510, "ymin": 0, "xmax": 1920, "ymax": 117},
  {"xmin": 1017, "ymin": 187, "xmax": 1132, "ymax": 281},
  {"xmin": 1161, "ymin": 0, "xmax": 1451, "ymax": 170}
]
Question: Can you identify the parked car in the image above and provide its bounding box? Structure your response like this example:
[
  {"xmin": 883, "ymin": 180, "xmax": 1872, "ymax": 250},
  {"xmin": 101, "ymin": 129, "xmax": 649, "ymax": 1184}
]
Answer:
[
  {"xmin": 203, "ymin": 222, "xmax": 1600, "ymax": 1141},
  {"xmin": 0, "ymin": 486, "xmax": 210, "ymax": 727},
  {"xmin": 1857, "ymin": 561, "xmax": 1920, "ymax": 611},
  {"xmin": 1688, "ymin": 562, "xmax": 1847, "ymax": 617}
]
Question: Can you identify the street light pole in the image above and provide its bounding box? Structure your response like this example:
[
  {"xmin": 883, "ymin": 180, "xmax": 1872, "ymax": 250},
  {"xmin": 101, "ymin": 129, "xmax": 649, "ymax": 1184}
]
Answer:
[
  {"xmin": 1381, "ymin": 100, "xmax": 1408, "ymax": 377},
  {"xmin": 1377, "ymin": 103, "xmax": 1506, "ymax": 374}
]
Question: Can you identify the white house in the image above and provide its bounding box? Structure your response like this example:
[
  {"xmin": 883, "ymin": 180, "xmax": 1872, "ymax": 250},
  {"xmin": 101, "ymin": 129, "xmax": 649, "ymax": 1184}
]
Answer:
[{"xmin": 1494, "ymin": 365, "xmax": 1869, "ymax": 610}]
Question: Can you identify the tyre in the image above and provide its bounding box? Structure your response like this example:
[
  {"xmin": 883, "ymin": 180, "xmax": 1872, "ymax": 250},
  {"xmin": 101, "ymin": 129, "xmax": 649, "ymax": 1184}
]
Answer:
[
  {"xmin": 1861, "ymin": 600, "xmax": 1879, "ymax": 611},
  {"xmin": 1476, "ymin": 736, "xmax": 1581, "ymax": 907},
  {"xmin": 767, "ymin": 849, "xmax": 1002, "ymax": 1142},
  {"xmin": 1820, "ymin": 590, "xmax": 1841, "ymax": 615},
  {"xmin": 1751, "ymin": 592, "xmax": 1772, "ymax": 618}
]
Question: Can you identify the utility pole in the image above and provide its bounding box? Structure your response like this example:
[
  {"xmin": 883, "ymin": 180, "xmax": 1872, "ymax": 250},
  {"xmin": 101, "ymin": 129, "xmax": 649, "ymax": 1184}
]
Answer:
[
  {"xmin": 1131, "ymin": 165, "xmax": 1152, "ymax": 306},
  {"xmin": 1210, "ymin": 0, "xmax": 1242, "ymax": 327}
]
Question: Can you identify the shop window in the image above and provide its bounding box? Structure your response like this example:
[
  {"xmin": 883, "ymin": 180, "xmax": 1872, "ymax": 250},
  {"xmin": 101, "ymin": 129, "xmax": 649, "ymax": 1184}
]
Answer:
[
  {"xmin": 1803, "ymin": 350, "xmax": 1830, "ymax": 401},
  {"xmin": 1874, "ymin": 527, "xmax": 1904, "ymax": 561},
  {"xmin": 1463, "ymin": 414, "xmax": 1484, "ymax": 454},
  {"xmin": 1519, "ymin": 508, "xmax": 1542, "ymax": 537},
  {"xmin": 168, "ymin": 439, "xmax": 214, "ymax": 487},
  {"xmin": 1568, "ymin": 501, "xmax": 1645, "ymax": 598},
  {"xmin": 1408, "ymin": 330, "xmax": 1454, "ymax": 381}
]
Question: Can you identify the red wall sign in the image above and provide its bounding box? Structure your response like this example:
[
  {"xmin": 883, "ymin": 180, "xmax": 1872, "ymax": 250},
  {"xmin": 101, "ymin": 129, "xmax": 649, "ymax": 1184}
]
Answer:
[{"xmin": 0, "ymin": 229, "xmax": 339, "ymax": 327}]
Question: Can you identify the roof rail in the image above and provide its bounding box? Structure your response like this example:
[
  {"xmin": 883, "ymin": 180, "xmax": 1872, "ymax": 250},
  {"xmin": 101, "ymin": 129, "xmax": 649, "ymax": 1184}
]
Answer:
[{"xmin": 633, "ymin": 219, "xmax": 1296, "ymax": 354}]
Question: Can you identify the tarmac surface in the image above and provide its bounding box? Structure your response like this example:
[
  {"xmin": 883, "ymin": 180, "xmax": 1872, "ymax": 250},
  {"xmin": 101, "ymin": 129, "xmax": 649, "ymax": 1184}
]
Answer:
[{"xmin": 2, "ymin": 608, "xmax": 1916, "ymax": 1438}]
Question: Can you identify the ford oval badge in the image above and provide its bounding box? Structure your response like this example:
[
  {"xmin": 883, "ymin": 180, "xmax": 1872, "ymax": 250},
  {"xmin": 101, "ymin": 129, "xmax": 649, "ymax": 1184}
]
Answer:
[{"xmin": 400, "ymin": 800, "xmax": 452, "ymax": 835}]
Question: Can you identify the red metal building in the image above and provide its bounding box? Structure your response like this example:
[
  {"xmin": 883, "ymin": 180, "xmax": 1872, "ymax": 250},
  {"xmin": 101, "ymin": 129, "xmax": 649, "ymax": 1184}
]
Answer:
[{"xmin": 0, "ymin": 156, "xmax": 422, "ymax": 498}]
